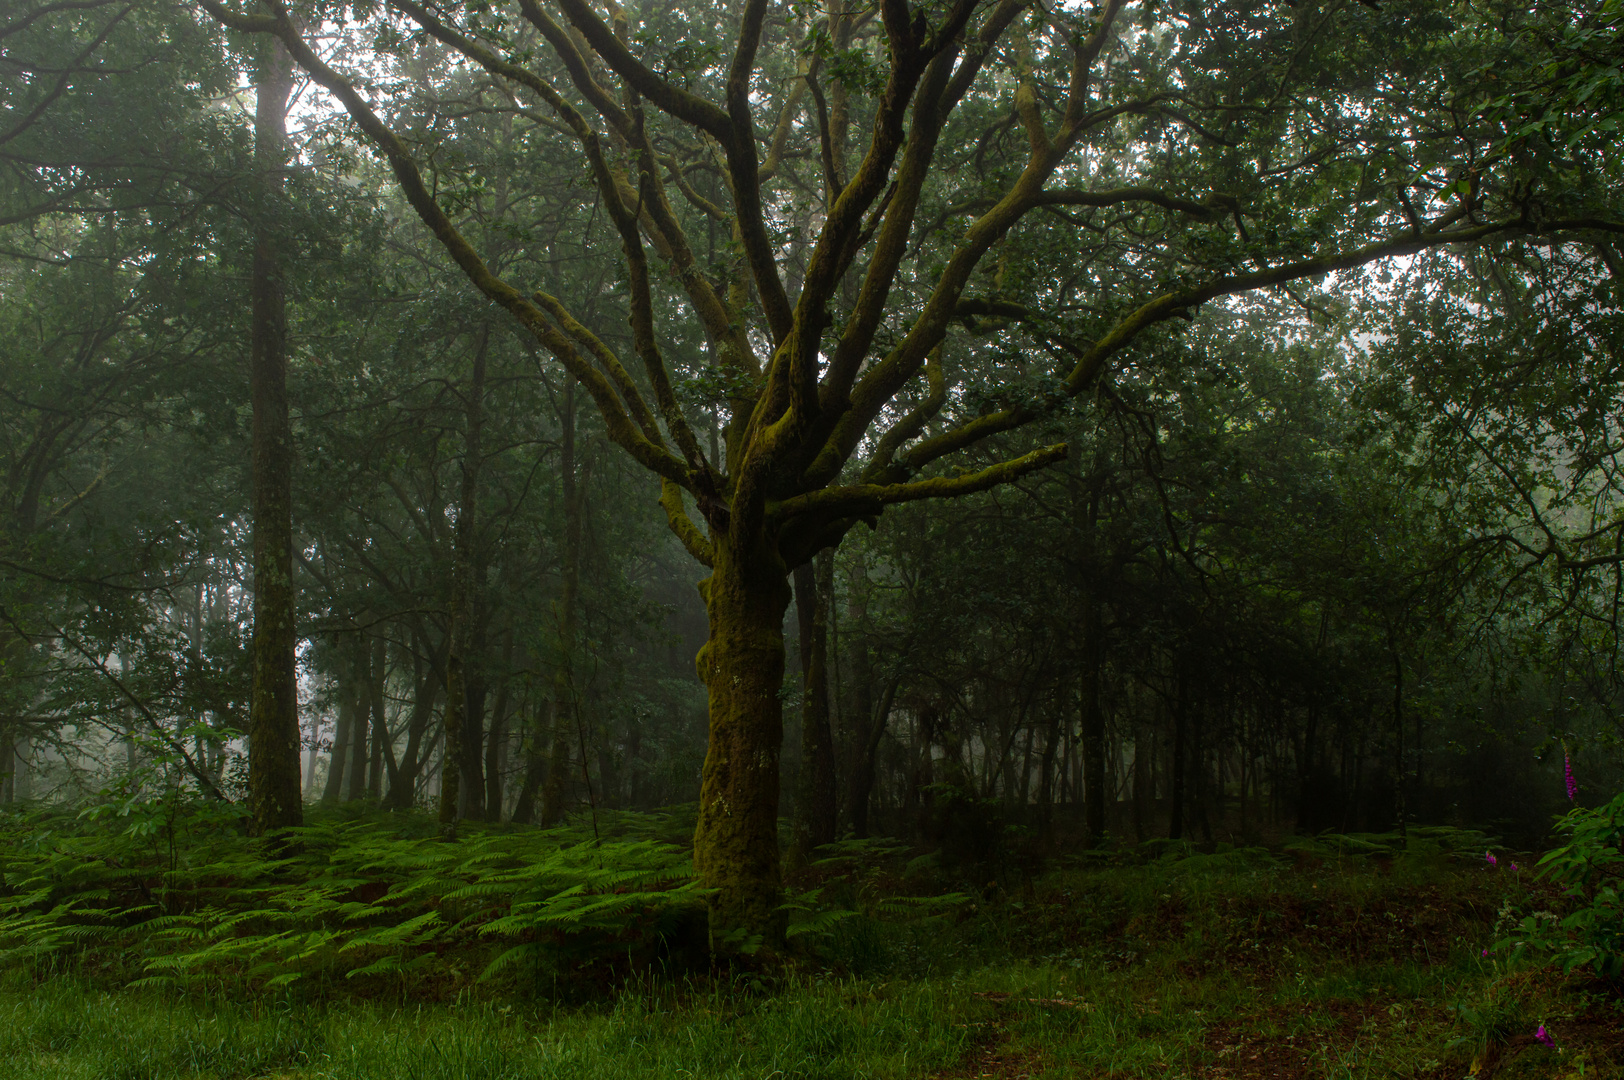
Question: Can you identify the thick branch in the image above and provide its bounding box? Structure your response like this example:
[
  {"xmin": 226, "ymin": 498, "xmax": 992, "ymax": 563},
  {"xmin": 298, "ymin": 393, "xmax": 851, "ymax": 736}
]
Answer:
[{"xmin": 775, "ymin": 441, "xmax": 1068, "ymax": 524}]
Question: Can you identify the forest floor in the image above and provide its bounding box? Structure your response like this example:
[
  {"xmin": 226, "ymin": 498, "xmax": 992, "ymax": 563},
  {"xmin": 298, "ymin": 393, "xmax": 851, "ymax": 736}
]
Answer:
[{"xmin": 2, "ymin": 830, "xmax": 1620, "ymax": 1080}]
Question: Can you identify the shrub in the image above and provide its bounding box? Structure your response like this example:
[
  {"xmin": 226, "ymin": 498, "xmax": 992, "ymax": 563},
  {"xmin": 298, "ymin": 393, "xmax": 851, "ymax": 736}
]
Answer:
[{"xmin": 1501, "ymin": 789, "xmax": 1624, "ymax": 978}]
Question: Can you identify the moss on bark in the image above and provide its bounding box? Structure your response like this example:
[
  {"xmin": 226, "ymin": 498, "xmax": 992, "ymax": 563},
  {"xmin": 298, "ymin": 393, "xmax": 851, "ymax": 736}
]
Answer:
[{"xmin": 692, "ymin": 535, "xmax": 792, "ymax": 953}]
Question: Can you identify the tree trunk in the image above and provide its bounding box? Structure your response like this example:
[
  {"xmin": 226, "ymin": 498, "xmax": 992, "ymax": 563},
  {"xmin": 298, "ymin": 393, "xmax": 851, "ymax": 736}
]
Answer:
[
  {"xmin": 1169, "ymin": 670, "xmax": 1188, "ymax": 841},
  {"xmin": 692, "ymin": 535, "xmax": 792, "ymax": 950},
  {"xmin": 347, "ymin": 637, "xmax": 370, "ymax": 802},
  {"xmin": 321, "ymin": 671, "xmax": 353, "ymax": 805},
  {"xmin": 540, "ymin": 380, "xmax": 583, "ymax": 827},
  {"xmin": 848, "ymin": 675, "xmax": 898, "ymax": 840},
  {"xmin": 510, "ymin": 698, "xmax": 547, "ymax": 824},
  {"xmin": 367, "ymin": 631, "xmax": 392, "ymax": 799},
  {"xmin": 442, "ymin": 326, "xmax": 491, "ymax": 825},
  {"xmin": 484, "ymin": 629, "xmax": 514, "ymax": 819},
  {"xmin": 793, "ymin": 548, "xmax": 837, "ymax": 850},
  {"xmin": 384, "ymin": 628, "xmax": 445, "ymax": 810},
  {"xmin": 246, "ymin": 34, "xmax": 302, "ymax": 838}
]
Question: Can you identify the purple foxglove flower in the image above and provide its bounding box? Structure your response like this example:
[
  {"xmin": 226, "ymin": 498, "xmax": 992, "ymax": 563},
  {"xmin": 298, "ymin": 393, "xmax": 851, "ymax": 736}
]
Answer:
[
  {"xmin": 1564, "ymin": 748, "xmax": 1577, "ymax": 801},
  {"xmin": 1485, "ymin": 850, "xmax": 1498, "ymax": 867},
  {"xmin": 1535, "ymin": 1024, "xmax": 1554, "ymax": 1048},
  {"xmin": 1510, "ymin": 863, "xmax": 1519, "ymax": 872}
]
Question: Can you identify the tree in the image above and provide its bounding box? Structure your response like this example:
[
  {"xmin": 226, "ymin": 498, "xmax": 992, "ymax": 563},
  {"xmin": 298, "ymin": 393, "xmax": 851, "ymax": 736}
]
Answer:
[
  {"xmin": 193, "ymin": 0, "xmax": 1621, "ymax": 945},
  {"xmin": 244, "ymin": 33, "xmax": 303, "ymax": 836}
]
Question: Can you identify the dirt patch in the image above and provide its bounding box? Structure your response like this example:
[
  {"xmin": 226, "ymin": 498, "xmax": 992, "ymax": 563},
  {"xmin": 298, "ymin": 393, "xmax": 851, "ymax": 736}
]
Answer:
[
  {"xmin": 1194, "ymin": 1000, "xmax": 1381, "ymax": 1080},
  {"xmin": 926, "ymin": 992, "xmax": 1046, "ymax": 1080}
]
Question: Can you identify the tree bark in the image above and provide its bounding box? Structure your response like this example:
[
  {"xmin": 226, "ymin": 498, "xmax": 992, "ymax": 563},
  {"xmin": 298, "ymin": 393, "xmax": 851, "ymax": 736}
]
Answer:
[
  {"xmin": 540, "ymin": 380, "xmax": 583, "ymax": 827},
  {"xmin": 441, "ymin": 326, "xmax": 491, "ymax": 825},
  {"xmin": 347, "ymin": 636, "xmax": 370, "ymax": 802},
  {"xmin": 321, "ymin": 668, "xmax": 352, "ymax": 806},
  {"xmin": 1169, "ymin": 669, "xmax": 1188, "ymax": 841},
  {"xmin": 692, "ymin": 534, "xmax": 792, "ymax": 950},
  {"xmin": 246, "ymin": 34, "xmax": 302, "ymax": 838},
  {"xmin": 367, "ymin": 631, "xmax": 392, "ymax": 799},
  {"xmin": 384, "ymin": 627, "xmax": 445, "ymax": 810},
  {"xmin": 793, "ymin": 548, "xmax": 837, "ymax": 850},
  {"xmin": 484, "ymin": 630, "xmax": 513, "ymax": 819}
]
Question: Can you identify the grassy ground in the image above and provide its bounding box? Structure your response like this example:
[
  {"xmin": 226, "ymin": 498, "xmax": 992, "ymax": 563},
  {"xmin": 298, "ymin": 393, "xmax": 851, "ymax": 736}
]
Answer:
[{"xmin": 3, "ymin": 841, "xmax": 1620, "ymax": 1080}]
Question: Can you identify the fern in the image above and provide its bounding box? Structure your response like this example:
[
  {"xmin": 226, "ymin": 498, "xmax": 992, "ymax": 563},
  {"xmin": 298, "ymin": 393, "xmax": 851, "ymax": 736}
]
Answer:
[{"xmin": 0, "ymin": 802, "xmax": 701, "ymax": 994}]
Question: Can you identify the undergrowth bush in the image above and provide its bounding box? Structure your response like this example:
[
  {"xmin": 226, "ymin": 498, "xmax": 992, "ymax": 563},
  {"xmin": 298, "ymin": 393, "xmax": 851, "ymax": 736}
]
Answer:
[
  {"xmin": 1503, "ymin": 788, "xmax": 1624, "ymax": 978},
  {"xmin": 0, "ymin": 798, "xmax": 699, "ymax": 995}
]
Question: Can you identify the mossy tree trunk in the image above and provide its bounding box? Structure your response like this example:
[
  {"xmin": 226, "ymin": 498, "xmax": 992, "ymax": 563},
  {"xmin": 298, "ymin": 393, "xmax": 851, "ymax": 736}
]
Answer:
[
  {"xmin": 693, "ymin": 533, "xmax": 792, "ymax": 950},
  {"xmin": 246, "ymin": 34, "xmax": 302, "ymax": 838}
]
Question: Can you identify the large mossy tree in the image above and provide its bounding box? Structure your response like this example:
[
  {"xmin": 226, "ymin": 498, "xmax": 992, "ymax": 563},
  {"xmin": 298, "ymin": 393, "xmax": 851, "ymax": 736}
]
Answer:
[{"xmin": 194, "ymin": 0, "xmax": 1621, "ymax": 947}]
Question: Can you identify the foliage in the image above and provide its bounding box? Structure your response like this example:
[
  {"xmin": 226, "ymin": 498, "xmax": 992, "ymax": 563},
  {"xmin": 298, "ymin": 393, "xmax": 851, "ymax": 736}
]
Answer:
[
  {"xmin": 1503, "ymin": 789, "xmax": 1624, "ymax": 978},
  {"xmin": 0, "ymin": 801, "xmax": 699, "ymax": 994},
  {"xmin": 4, "ymin": 850, "xmax": 1600, "ymax": 1080}
]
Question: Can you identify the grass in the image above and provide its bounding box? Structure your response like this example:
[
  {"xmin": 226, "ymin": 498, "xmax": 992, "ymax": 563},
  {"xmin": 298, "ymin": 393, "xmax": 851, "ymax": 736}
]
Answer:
[{"xmin": 4, "ymin": 819, "xmax": 1622, "ymax": 1079}]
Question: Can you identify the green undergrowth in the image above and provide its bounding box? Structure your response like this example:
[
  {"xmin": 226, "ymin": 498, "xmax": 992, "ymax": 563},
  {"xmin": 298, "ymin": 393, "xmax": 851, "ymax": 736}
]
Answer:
[
  {"xmin": 4, "ymin": 806, "xmax": 1622, "ymax": 1078},
  {"xmin": 0, "ymin": 801, "xmax": 705, "ymax": 995},
  {"xmin": 0, "ymin": 973, "xmax": 980, "ymax": 1080}
]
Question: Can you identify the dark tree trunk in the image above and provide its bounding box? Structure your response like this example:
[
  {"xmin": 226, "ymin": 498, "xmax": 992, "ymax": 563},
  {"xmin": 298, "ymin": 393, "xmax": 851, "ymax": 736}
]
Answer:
[
  {"xmin": 1169, "ymin": 670, "xmax": 1188, "ymax": 841},
  {"xmin": 848, "ymin": 675, "xmax": 898, "ymax": 839},
  {"xmin": 540, "ymin": 381, "xmax": 583, "ymax": 827},
  {"xmin": 346, "ymin": 636, "xmax": 369, "ymax": 801},
  {"xmin": 321, "ymin": 669, "xmax": 353, "ymax": 806},
  {"xmin": 1036, "ymin": 698, "xmax": 1062, "ymax": 850},
  {"xmin": 442, "ymin": 326, "xmax": 491, "ymax": 825},
  {"xmin": 484, "ymin": 629, "xmax": 514, "ymax": 819},
  {"xmin": 384, "ymin": 629, "xmax": 445, "ymax": 810},
  {"xmin": 793, "ymin": 548, "xmax": 837, "ymax": 850},
  {"xmin": 693, "ymin": 534, "xmax": 792, "ymax": 948},
  {"xmin": 367, "ymin": 632, "xmax": 392, "ymax": 799},
  {"xmin": 246, "ymin": 35, "xmax": 302, "ymax": 838}
]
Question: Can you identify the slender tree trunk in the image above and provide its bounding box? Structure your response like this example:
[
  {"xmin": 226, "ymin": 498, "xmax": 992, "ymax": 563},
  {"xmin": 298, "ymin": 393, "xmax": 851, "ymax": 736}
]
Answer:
[
  {"xmin": 1036, "ymin": 697, "xmax": 1062, "ymax": 850},
  {"xmin": 321, "ymin": 674, "xmax": 353, "ymax": 806},
  {"xmin": 246, "ymin": 35, "xmax": 302, "ymax": 837},
  {"xmin": 0, "ymin": 726, "xmax": 14, "ymax": 803},
  {"xmin": 511, "ymin": 698, "xmax": 546, "ymax": 823},
  {"xmin": 441, "ymin": 327, "xmax": 491, "ymax": 825},
  {"xmin": 367, "ymin": 631, "xmax": 391, "ymax": 799},
  {"xmin": 484, "ymin": 629, "xmax": 514, "ymax": 819},
  {"xmin": 1169, "ymin": 670, "xmax": 1188, "ymax": 841},
  {"xmin": 540, "ymin": 381, "xmax": 583, "ymax": 827},
  {"xmin": 385, "ymin": 630, "xmax": 445, "ymax": 810},
  {"xmin": 347, "ymin": 637, "xmax": 369, "ymax": 802},
  {"xmin": 793, "ymin": 548, "xmax": 837, "ymax": 850},
  {"xmin": 1080, "ymin": 611, "xmax": 1106, "ymax": 845},
  {"xmin": 848, "ymin": 675, "xmax": 898, "ymax": 840},
  {"xmin": 692, "ymin": 535, "xmax": 793, "ymax": 950}
]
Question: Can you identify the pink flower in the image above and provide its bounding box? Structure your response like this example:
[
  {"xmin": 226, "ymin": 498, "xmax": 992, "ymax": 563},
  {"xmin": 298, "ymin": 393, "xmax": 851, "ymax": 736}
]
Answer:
[
  {"xmin": 1564, "ymin": 747, "xmax": 1577, "ymax": 801},
  {"xmin": 1481, "ymin": 948, "xmax": 1489, "ymax": 957},
  {"xmin": 1510, "ymin": 863, "xmax": 1520, "ymax": 872},
  {"xmin": 1486, "ymin": 850, "xmax": 1498, "ymax": 867},
  {"xmin": 1535, "ymin": 1024, "xmax": 1554, "ymax": 1048}
]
